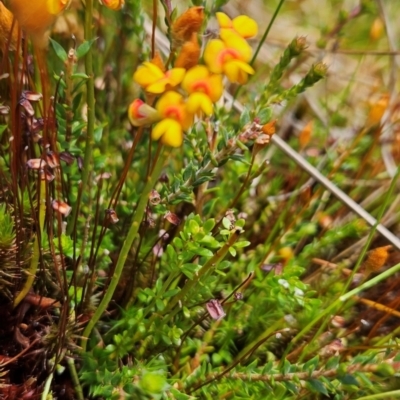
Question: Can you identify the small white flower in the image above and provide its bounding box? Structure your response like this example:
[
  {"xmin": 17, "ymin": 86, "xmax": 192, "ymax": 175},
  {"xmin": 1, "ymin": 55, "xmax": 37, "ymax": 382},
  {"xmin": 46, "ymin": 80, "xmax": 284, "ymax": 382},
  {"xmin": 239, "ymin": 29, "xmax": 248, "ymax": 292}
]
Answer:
[
  {"xmin": 284, "ymin": 314, "xmax": 297, "ymax": 325},
  {"xmin": 294, "ymin": 288, "xmax": 304, "ymax": 297},
  {"xmin": 278, "ymin": 279, "xmax": 289, "ymax": 289}
]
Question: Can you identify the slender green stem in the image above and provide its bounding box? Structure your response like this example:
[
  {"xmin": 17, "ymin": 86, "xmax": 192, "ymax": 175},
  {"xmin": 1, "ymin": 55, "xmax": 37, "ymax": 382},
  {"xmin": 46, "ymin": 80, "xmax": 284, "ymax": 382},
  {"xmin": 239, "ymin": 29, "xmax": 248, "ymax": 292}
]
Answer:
[
  {"xmin": 142, "ymin": 271, "xmax": 180, "ymax": 316},
  {"xmin": 207, "ymin": 360, "xmax": 393, "ymax": 386},
  {"xmin": 14, "ymin": 174, "xmax": 46, "ymax": 308},
  {"xmin": 67, "ymin": 356, "xmax": 84, "ymax": 400},
  {"xmin": 162, "ymin": 230, "xmax": 241, "ymax": 319},
  {"xmin": 343, "ymin": 165, "xmax": 400, "ymax": 294},
  {"xmin": 251, "ymin": 0, "xmax": 286, "ymax": 66},
  {"xmin": 289, "ymin": 261, "xmax": 400, "ymax": 351},
  {"xmin": 219, "ymin": 152, "xmax": 256, "ymax": 220},
  {"xmin": 299, "ymin": 167, "xmax": 400, "ymax": 361},
  {"xmin": 41, "ymin": 372, "xmax": 54, "ymax": 400},
  {"xmin": 296, "ymin": 165, "xmax": 400, "ymax": 361},
  {"xmin": 81, "ymin": 145, "xmax": 169, "ymax": 351},
  {"xmin": 189, "ymin": 321, "xmax": 285, "ymax": 393},
  {"xmin": 67, "ymin": 0, "xmax": 95, "ymax": 236},
  {"xmin": 356, "ymin": 390, "xmax": 400, "ymax": 400},
  {"xmin": 233, "ymin": 0, "xmax": 286, "ymax": 100}
]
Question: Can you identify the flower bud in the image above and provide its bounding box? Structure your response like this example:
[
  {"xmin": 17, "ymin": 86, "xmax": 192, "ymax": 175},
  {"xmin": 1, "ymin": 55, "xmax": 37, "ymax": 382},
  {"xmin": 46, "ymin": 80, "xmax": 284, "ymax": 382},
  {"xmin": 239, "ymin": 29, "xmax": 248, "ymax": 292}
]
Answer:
[
  {"xmin": 149, "ymin": 189, "xmax": 161, "ymax": 205},
  {"xmin": 128, "ymin": 99, "xmax": 160, "ymax": 127},
  {"xmin": 27, "ymin": 159, "xmax": 47, "ymax": 169},
  {"xmin": 290, "ymin": 36, "xmax": 308, "ymax": 55},
  {"xmin": 363, "ymin": 245, "xmax": 391, "ymax": 273},
  {"xmin": 164, "ymin": 211, "xmax": 180, "ymax": 225},
  {"xmin": 46, "ymin": 151, "xmax": 60, "ymax": 168},
  {"xmin": 52, "ymin": 200, "xmax": 72, "ymax": 216},
  {"xmin": 206, "ymin": 299, "xmax": 226, "ymax": 320},
  {"xmin": 100, "ymin": 0, "xmax": 124, "ymax": 10},
  {"xmin": 105, "ymin": 209, "xmax": 119, "ymax": 224}
]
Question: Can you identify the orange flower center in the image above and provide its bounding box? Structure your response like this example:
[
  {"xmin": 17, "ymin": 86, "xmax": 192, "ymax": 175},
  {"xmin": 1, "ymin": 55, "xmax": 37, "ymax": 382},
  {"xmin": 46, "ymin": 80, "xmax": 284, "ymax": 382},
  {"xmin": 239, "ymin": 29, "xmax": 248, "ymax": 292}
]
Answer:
[
  {"xmin": 192, "ymin": 81, "xmax": 210, "ymax": 95},
  {"xmin": 219, "ymin": 48, "xmax": 241, "ymax": 64},
  {"xmin": 165, "ymin": 106, "xmax": 183, "ymax": 121}
]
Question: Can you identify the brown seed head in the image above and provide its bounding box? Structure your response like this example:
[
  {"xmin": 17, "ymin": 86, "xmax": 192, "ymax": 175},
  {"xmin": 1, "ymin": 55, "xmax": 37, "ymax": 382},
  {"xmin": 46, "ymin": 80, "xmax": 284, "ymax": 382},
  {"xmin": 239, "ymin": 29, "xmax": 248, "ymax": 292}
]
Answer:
[
  {"xmin": 171, "ymin": 7, "xmax": 204, "ymax": 47},
  {"xmin": 363, "ymin": 245, "xmax": 391, "ymax": 273},
  {"xmin": 175, "ymin": 33, "xmax": 201, "ymax": 69},
  {"xmin": 151, "ymin": 51, "xmax": 165, "ymax": 72},
  {"xmin": 261, "ymin": 119, "xmax": 276, "ymax": 136}
]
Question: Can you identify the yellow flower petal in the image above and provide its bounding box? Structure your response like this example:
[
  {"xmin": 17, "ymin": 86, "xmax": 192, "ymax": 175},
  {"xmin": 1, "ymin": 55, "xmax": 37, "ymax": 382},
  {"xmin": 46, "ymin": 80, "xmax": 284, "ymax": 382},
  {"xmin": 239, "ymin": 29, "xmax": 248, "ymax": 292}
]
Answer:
[
  {"xmin": 152, "ymin": 119, "xmax": 183, "ymax": 147},
  {"xmin": 182, "ymin": 111, "xmax": 194, "ymax": 131},
  {"xmin": 133, "ymin": 62, "xmax": 164, "ymax": 87},
  {"xmin": 216, "ymin": 12, "xmax": 258, "ymax": 39},
  {"xmin": 204, "ymin": 39, "xmax": 226, "ymax": 74},
  {"xmin": 220, "ymin": 30, "xmax": 253, "ymax": 62},
  {"xmin": 232, "ymin": 15, "xmax": 258, "ymax": 38},
  {"xmin": 182, "ymin": 66, "xmax": 223, "ymax": 103},
  {"xmin": 216, "ymin": 12, "xmax": 232, "ymax": 29},
  {"xmin": 156, "ymin": 91, "xmax": 184, "ymax": 115},
  {"xmin": 134, "ymin": 63, "xmax": 185, "ymax": 93},
  {"xmin": 166, "ymin": 68, "xmax": 186, "ymax": 86},
  {"xmin": 223, "ymin": 60, "xmax": 254, "ymax": 84},
  {"xmin": 182, "ymin": 65, "xmax": 209, "ymax": 88},
  {"xmin": 155, "ymin": 91, "xmax": 194, "ymax": 130},
  {"xmin": 208, "ymin": 74, "xmax": 223, "ymax": 102},
  {"xmin": 186, "ymin": 93, "xmax": 213, "ymax": 116},
  {"xmin": 146, "ymin": 80, "xmax": 170, "ymax": 94}
]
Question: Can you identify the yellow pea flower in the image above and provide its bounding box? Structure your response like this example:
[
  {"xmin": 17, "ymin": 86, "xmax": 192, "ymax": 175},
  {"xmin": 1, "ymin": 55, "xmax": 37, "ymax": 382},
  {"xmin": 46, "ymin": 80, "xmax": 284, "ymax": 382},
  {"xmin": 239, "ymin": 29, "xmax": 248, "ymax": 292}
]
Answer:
[
  {"xmin": 204, "ymin": 38, "xmax": 254, "ymax": 84},
  {"xmin": 133, "ymin": 62, "xmax": 185, "ymax": 94},
  {"xmin": 186, "ymin": 93, "xmax": 214, "ymax": 116},
  {"xmin": 216, "ymin": 12, "xmax": 258, "ymax": 39},
  {"xmin": 181, "ymin": 66, "xmax": 223, "ymax": 115},
  {"xmin": 152, "ymin": 119, "xmax": 184, "ymax": 148},
  {"xmin": 152, "ymin": 92, "xmax": 194, "ymax": 147}
]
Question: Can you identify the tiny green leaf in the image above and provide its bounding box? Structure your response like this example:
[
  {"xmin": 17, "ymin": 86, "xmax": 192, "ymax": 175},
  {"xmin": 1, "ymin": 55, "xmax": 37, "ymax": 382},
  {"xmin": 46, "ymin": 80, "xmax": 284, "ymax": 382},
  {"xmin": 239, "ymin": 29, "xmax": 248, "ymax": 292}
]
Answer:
[
  {"xmin": 71, "ymin": 73, "xmax": 89, "ymax": 80},
  {"xmin": 49, "ymin": 38, "xmax": 67, "ymax": 62},
  {"xmin": 76, "ymin": 38, "xmax": 97, "ymax": 59},
  {"xmin": 307, "ymin": 379, "xmax": 328, "ymax": 396}
]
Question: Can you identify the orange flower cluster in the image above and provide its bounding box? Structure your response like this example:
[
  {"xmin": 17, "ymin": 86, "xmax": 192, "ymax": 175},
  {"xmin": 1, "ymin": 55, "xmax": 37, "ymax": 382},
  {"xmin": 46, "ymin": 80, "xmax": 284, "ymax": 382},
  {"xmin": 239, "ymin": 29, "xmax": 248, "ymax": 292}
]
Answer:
[
  {"xmin": 6, "ymin": 0, "xmax": 70, "ymax": 47},
  {"xmin": 128, "ymin": 8, "xmax": 258, "ymax": 148}
]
